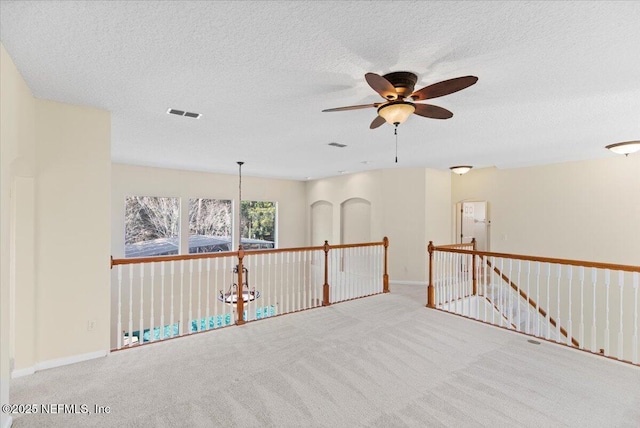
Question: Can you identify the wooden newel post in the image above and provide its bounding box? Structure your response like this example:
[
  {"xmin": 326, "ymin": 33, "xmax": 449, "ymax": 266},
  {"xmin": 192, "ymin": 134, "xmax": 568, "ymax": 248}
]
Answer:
[
  {"xmin": 383, "ymin": 236, "xmax": 390, "ymax": 293},
  {"xmin": 471, "ymin": 238, "xmax": 477, "ymax": 296},
  {"xmin": 322, "ymin": 240, "xmax": 331, "ymax": 306},
  {"xmin": 427, "ymin": 241, "xmax": 435, "ymax": 308},
  {"xmin": 236, "ymin": 245, "xmax": 245, "ymax": 325}
]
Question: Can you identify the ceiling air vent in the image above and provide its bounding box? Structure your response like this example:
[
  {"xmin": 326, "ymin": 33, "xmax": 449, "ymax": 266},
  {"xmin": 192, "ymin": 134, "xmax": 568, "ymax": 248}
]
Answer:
[
  {"xmin": 167, "ymin": 108, "xmax": 201, "ymax": 119},
  {"xmin": 328, "ymin": 142, "xmax": 347, "ymax": 148}
]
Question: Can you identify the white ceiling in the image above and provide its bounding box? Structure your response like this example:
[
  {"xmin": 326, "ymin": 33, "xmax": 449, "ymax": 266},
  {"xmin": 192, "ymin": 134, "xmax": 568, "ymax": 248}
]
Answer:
[{"xmin": 1, "ymin": 1, "xmax": 639, "ymax": 180}]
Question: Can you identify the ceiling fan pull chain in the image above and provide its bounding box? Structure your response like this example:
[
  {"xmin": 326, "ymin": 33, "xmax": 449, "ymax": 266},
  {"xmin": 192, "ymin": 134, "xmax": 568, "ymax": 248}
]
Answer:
[{"xmin": 394, "ymin": 124, "xmax": 398, "ymax": 163}]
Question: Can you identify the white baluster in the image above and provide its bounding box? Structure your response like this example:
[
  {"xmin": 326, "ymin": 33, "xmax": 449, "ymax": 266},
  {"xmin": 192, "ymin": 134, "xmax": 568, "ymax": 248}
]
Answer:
[
  {"xmin": 285, "ymin": 251, "xmax": 290, "ymax": 312},
  {"xmin": 489, "ymin": 256, "xmax": 498, "ymax": 325},
  {"xmin": 516, "ymin": 260, "xmax": 522, "ymax": 332},
  {"xmin": 579, "ymin": 266, "xmax": 585, "ymax": 349},
  {"xmin": 128, "ymin": 264, "xmax": 133, "ymax": 347},
  {"xmin": 555, "ymin": 264, "xmax": 561, "ymax": 343},
  {"xmin": 188, "ymin": 259, "xmax": 194, "ymax": 334},
  {"xmin": 535, "ymin": 262, "xmax": 541, "ymax": 337},
  {"xmin": 197, "ymin": 259, "xmax": 202, "ymax": 332},
  {"xmin": 170, "ymin": 262, "xmax": 175, "ymax": 337},
  {"xmin": 604, "ymin": 269, "xmax": 610, "ymax": 356},
  {"xmin": 149, "ymin": 262, "xmax": 155, "ymax": 342},
  {"xmin": 160, "ymin": 263, "xmax": 165, "ymax": 339},
  {"xmin": 206, "ymin": 259, "xmax": 211, "ymax": 330},
  {"xmin": 617, "ymin": 271, "xmax": 624, "ymax": 360},
  {"xmin": 117, "ymin": 266, "xmax": 123, "ymax": 350},
  {"xmin": 545, "ymin": 263, "xmax": 551, "ymax": 340},
  {"xmin": 500, "ymin": 258, "xmax": 505, "ymax": 327},
  {"xmin": 591, "ymin": 268, "xmax": 597, "ymax": 353},
  {"xmin": 633, "ymin": 272, "xmax": 638, "ymax": 364},
  {"xmin": 507, "ymin": 259, "xmax": 513, "ymax": 329},
  {"xmin": 566, "ymin": 265, "xmax": 573, "ymax": 346},
  {"xmin": 525, "ymin": 261, "xmax": 531, "ymax": 335},
  {"xmin": 214, "ymin": 258, "xmax": 219, "ymax": 327},
  {"xmin": 179, "ymin": 260, "xmax": 184, "ymax": 336},
  {"xmin": 266, "ymin": 253, "xmax": 271, "ymax": 314},
  {"xmin": 298, "ymin": 251, "xmax": 303, "ymax": 310},
  {"xmin": 139, "ymin": 264, "xmax": 145, "ymax": 344}
]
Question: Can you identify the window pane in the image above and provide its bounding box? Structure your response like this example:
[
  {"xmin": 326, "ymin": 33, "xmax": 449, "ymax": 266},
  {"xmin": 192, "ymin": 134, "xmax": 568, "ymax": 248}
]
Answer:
[
  {"xmin": 241, "ymin": 201, "xmax": 276, "ymax": 249},
  {"xmin": 125, "ymin": 196, "xmax": 180, "ymax": 258},
  {"xmin": 188, "ymin": 198, "xmax": 232, "ymax": 254}
]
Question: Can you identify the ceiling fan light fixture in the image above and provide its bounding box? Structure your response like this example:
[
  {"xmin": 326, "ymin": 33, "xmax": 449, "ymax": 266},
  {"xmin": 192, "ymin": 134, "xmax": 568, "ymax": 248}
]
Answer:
[
  {"xmin": 450, "ymin": 165, "xmax": 473, "ymax": 175},
  {"xmin": 377, "ymin": 101, "xmax": 415, "ymax": 125},
  {"xmin": 605, "ymin": 141, "xmax": 640, "ymax": 156}
]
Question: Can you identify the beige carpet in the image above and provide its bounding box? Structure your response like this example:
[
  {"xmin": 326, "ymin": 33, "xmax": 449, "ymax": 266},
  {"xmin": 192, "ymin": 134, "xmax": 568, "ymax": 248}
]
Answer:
[{"xmin": 10, "ymin": 284, "xmax": 640, "ymax": 427}]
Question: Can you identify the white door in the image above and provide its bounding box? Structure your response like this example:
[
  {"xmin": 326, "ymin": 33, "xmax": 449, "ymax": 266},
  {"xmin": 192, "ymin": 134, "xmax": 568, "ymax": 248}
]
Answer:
[{"xmin": 457, "ymin": 201, "xmax": 489, "ymax": 251}]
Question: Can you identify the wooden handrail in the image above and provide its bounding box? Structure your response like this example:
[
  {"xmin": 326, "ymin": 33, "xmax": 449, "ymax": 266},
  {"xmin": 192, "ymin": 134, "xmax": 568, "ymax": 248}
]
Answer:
[
  {"xmin": 111, "ymin": 240, "xmax": 387, "ymax": 267},
  {"xmin": 112, "ymin": 250, "xmax": 238, "ymax": 267},
  {"xmin": 483, "ymin": 256, "xmax": 580, "ymax": 347},
  {"xmin": 432, "ymin": 247, "xmax": 640, "ymax": 273}
]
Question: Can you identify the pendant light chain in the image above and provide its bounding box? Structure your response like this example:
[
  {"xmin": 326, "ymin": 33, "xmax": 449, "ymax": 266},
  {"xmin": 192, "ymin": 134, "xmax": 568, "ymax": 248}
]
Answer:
[
  {"xmin": 237, "ymin": 161, "xmax": 244, "ymax": 246},
  {"xmin": 394, "ymin": 124, "xmax": 398, "ymax": 163}
]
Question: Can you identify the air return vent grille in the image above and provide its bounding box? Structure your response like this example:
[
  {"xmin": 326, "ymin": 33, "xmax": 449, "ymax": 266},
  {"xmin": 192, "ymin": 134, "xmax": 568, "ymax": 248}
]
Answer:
[{"xmin": 167, "ymin": 108, "xmax": 201, "ymax": 119}]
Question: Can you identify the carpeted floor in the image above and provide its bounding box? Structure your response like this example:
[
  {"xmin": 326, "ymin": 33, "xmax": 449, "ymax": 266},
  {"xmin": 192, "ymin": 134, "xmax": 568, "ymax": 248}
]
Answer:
[{"xmin": 10, "ymin": 284, "xmax": 640, "ymax": 427}]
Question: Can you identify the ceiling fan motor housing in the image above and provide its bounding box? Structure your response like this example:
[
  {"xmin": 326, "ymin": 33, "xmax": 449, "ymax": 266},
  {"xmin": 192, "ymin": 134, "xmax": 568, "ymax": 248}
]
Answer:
[{"xmin": 382, "ymin": 71, "xmax": 418, "ymax": 98}]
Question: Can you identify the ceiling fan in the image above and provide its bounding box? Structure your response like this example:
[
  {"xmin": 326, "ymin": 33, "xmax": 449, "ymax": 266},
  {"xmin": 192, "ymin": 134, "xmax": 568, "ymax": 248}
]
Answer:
[{"xmin": 322, "ymin": 72, "xmax": 478, "ymax": 129}]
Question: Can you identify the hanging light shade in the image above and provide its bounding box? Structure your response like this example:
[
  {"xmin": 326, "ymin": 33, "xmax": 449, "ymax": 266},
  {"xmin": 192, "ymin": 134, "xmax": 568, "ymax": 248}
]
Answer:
[
  {"xmin": 450, "ymin": 165, "xmax": 473, "ymax": 175},
  {"xmin": 377, "ymin": 101, "xmax": 416, "ymax": 125},
  {"xmin": 605, "ymin": 141, "xmax": 640, "ymax": 156}
]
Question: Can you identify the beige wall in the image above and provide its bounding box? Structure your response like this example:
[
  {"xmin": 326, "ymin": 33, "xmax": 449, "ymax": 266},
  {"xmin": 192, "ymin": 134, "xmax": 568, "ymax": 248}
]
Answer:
[
  {"xmin": 1, "ymin": 43, "xmax": 112, "ymax": 414},
  {"xmin": 424, "ymin": 168, "xmax": 452, "ymax": 253},
  {"xmin": 111, "ymin": 164, "xmax": 307, "ymax": 258},
  {"xmin": 34, "ymin": 99, "xmax": 111, "ymax": 362},
  {"xmin": 306, "ymin": 168, "xmax": 451, "ymax": 283},
  {"xmin": 451, "ymin": 157, "xmax": 640, "ymax": 265},
  {"xmin": 1, "ymin": 42, "xmax": 35, "ymax": 428}
]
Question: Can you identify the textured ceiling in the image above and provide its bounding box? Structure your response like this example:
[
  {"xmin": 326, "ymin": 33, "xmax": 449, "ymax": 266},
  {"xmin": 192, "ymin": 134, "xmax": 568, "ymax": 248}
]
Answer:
[{"xmin": 1, "ymin": 1, "xmax": 639, "ymax": 180}]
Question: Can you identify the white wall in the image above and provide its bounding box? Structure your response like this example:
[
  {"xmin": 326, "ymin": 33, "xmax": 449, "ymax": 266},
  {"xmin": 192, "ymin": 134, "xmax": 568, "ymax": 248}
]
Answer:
[
  {"xmin": 111, "ymin": 164, "xmax": 307, "ymax": 258},
  {"xmin": 451, "ymin": 157, "xmax": 640, "ymax": 265}
]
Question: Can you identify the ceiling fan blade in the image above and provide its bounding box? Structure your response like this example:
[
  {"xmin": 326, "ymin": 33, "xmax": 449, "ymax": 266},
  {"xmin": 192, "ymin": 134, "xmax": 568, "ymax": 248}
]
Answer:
[
  {"xmin": 410, "ymin": 76, "xmax": 478, "ymax": 101},
  {"xmin": 365, "ymin": 73, "xmax": 398, "ymax": 100},
  {"xmin": 322, "ymin": 103, "xmax": 378, "ymax": 112},
  {"xmin": 369, "ymin": 115, "xmax": 386, "ymax": 129},
  {"xmin": 414, "ymin": 103, "xmax": 453, "ymax": 119}
]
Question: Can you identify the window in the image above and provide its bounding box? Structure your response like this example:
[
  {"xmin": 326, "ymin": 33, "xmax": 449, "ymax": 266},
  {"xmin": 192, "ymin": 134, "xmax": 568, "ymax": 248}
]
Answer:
[
  {"xmin": 241, "ymin": 201, "xmax": 276, "ymax": 249},
  {"xmin": 188, "ymin": 198, "xmax": 232, "ymax": 253},
  {"xmin": 124, "ymin": 196, "xmax": 179, "ymax": 258}
]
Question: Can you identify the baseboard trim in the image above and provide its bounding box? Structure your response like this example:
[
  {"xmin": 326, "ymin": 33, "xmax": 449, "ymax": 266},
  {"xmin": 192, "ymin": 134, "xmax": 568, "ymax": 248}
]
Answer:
[
  {"xmin": 389, "ymin": 280, "xmax": 425, "ymax": 286},
  {"xmin": 10, "ymin": 351, "xmax": 109, "ymax": 379},
  {"xmin": 34, "ymin": 350, "xmax": 108, "ymax": 373},
  {"xmin": 2, "ymin": 415, "xmax": 12, "ymax": 428},
  {"xmin": 10, "ymin": 367, "xmax": 35, "ymax": 379}
]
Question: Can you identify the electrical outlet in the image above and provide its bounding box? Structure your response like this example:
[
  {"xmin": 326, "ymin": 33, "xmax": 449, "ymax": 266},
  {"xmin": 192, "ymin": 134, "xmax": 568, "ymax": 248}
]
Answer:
[{"xmin": 87, "ymin": 320, "xmax": 96, "ymax": 331}]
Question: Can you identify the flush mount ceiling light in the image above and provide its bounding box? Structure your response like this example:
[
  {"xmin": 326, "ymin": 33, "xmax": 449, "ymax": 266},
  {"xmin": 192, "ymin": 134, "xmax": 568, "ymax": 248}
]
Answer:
[
  {"xmin": 450, "ymin": 165, "xmax": 473, "ymax": 175},
  {"xmin": 605, "ymin": 141, "xmax": 640, "ymax": 156}
]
